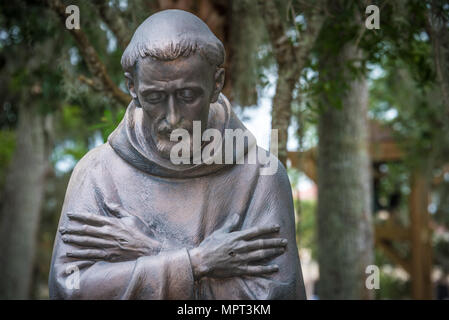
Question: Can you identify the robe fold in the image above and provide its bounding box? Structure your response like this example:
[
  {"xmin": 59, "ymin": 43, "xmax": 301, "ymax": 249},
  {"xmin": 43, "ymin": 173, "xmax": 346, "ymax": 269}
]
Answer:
[{"xmin": 49, "ymin": 94, "xmax": 306, "ymax": 299}]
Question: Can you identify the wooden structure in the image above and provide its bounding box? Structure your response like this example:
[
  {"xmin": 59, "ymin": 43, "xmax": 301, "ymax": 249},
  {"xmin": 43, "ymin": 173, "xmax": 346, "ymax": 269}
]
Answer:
[{"xmin": 287, "ymin": 120, "xmax": 433, "ymax": 299}]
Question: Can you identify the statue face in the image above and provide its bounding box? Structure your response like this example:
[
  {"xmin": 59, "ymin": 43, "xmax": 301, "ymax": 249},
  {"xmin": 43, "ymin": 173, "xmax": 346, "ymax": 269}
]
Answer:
[{"xmin": 128, "ymin": 54, "xmax": 224, "ymax": 159}]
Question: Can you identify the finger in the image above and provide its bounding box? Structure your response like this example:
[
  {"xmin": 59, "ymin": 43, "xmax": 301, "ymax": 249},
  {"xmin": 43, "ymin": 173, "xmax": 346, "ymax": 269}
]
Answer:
[
  {"xmin": 240, "ymin": 247, "xmax": 285, "ymax": 262},
  {"xmin": 59, "ymin": 225, "xmax": 112, "ymax": 238},
  {"xmin": 104, "ymin": 201, "xmax": 131, "ymax": 218},
  {"xmin": 221, "ymin": 213, "xmax": 242, "ymax": 233},
  {"xmin": 234, "ymin": 224, "xmax": 280, "ymax": 240},
  {"xmin": 235, "ymin": 238, "xmax": 288, "ymax": 253},
  {"xmin": 67, "ymin": 212, "xmax": 113, "ymax": 226},
  {"xmin": 236, "ymin": 265, "xmax": 279, "ymax": 276},
  {"xmin": 61, "ymin": 235, "xmax": 115, "ymax": 248},
  {"xmin": 66, "ymin": 249, "xmax": 109, "ymax": 260}
]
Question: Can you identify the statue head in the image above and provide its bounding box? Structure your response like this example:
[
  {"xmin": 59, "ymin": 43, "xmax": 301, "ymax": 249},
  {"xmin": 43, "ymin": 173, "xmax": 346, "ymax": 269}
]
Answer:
[{"xmin": 121, "ymin": 9, "xmax": 226, "ymax": 159}]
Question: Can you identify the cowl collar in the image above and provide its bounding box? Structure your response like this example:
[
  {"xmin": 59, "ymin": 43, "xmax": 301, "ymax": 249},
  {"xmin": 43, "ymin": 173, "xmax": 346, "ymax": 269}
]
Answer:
[{"xmin": 108, "ymin": 94, "xmax": 255, "ymax": 178}]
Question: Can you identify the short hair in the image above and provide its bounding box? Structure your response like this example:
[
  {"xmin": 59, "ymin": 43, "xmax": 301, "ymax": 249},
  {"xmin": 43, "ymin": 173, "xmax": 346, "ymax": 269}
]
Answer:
[{"xmin": 121, "ymin": 9, "xmax": 225, "ymax": 75}]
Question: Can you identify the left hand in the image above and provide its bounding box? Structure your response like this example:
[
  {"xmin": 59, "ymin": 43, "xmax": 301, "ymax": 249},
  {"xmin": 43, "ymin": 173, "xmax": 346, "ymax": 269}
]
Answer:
[{"xmin": 60, "ymin": 202, "xmax": 162, "ymax": 262}]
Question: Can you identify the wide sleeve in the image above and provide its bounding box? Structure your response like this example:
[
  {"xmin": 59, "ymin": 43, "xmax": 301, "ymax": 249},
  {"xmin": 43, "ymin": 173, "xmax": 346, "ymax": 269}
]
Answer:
[
  {"xmin": 196, "ymin": 158, "xmax": 307, "ymax": 300},
  {"xmin": 48, "ymin": 148, "xmax": 195, "ymax": 300}
]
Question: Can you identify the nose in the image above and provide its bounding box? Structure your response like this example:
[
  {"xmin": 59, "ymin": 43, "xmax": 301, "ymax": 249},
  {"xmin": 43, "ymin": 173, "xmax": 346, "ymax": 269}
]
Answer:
[{"xmin": 166, "ymin": 95, "xmax": 180, "ymax": 126}]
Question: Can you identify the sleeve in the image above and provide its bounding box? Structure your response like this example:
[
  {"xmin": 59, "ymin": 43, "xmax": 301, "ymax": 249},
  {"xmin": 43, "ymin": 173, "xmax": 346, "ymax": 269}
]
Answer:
[
  {"xmin": 196, "ymin": 158, "xmax": 307, "ymax": 300},
  {"xmin": 48, "ymin": 149, "xmax": 195, "ymax": 300}
]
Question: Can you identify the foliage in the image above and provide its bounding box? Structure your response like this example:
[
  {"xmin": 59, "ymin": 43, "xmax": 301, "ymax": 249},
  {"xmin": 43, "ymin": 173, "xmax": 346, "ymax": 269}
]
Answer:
[
  {"xmin": 434, "ymin": 235, "xmax": 449, "ymax": 275},
  {"xmin": 372, "ymin": 249, "xmax": 410, "ymax": 299},
  {"xmin": 294, "ymin": 199, "xmax": 317, "ymax": 260},
  {"xmin": 0, "ymin": 130, "xmax": 15, "ymax": 189},
  {"xmin": 90, "ymin": 108, "xmax": 126, "ymax": 141}
]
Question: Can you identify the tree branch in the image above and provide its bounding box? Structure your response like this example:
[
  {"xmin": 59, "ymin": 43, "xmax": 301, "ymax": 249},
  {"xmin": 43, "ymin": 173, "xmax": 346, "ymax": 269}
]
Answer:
[
  {"xmin": 257, "ymin": 0, "xmax": 299, "ymax": 165},
  {"xmin": 44, "ymin": 0, "xmax": 130, "ymax": 106},
  {"xmin": 293, "ymin": 1, "xmax": 326, "ymax": 70},
  {"xmin": 94, "ymin": 0, "xmax": 131, "ymax": 51},
  {"xmin": 256, "ymin": 0, "xmax": 325, "ymax": 165}
]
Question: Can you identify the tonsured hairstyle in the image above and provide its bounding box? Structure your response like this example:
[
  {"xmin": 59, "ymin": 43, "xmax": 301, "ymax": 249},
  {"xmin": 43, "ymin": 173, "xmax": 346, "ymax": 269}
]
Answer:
[{"xmin": 121, "ymin": 9, "xmax": 225, "ymax": 75}]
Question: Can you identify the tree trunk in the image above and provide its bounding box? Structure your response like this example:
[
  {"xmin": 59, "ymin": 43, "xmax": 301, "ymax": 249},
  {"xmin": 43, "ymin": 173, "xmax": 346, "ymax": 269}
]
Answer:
[
  {"xmin": 257, "ymin": 0, "xmax": 324, "ymax": 166},
  {"xmin": 427, "ymin": 0, "xmax": 449, "ymax": 117},
  {"xmin": 256, "ymin": 0, "xmax": 299, "ymax": 166},
  {"xmin": 0, "ymin": 104, "xmax": 50, "ymax": 299},
  {"xmin": 271, "ymin": 63, "xmax": 298, "ymax": 166},
  {"xmin": 317, "ymin": 42, "xmax": 374, "ymax": 299}
]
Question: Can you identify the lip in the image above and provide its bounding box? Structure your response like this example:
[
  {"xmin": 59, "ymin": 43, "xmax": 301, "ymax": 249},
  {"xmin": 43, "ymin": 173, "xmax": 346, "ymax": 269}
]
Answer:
[
  {"xmin": 157, "ymin": 133, "xmax": 172, "ymax": 140},
  {"xmin": 158, "ymin": 128, "xmax": 192, "ymax": 135}
]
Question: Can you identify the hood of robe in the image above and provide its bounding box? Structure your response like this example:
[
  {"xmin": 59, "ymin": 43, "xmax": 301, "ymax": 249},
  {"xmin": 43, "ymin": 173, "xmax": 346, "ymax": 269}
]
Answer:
[{"xmin": 108, "ymin": 93, "xmax": 256, "ymax": 178}]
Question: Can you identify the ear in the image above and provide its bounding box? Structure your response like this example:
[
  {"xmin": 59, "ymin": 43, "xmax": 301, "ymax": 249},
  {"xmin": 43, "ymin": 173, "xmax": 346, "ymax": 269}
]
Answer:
[
  {"xmin": 125, "ymin": 72, "xmax": 138, "ymax": 100},
  {"xmin": 211, "ymin": 68, "xmax": 225, "ymax": 103}
]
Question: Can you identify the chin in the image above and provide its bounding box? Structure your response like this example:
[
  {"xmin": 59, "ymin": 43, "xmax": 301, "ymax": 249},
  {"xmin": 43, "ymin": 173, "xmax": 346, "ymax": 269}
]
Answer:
[
  {"xmin": 155, "ymin": 139, "xmax": 176, "ymax": 159},
  {"xmin": 155, "ymin": 136, "xmax": 194, "ymax": 160}
]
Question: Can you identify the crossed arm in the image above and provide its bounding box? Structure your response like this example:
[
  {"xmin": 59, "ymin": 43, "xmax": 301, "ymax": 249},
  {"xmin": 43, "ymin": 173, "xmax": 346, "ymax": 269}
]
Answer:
[{"xmin": 59, "ymin": 202, "xmax": 288, "ymax": 282}]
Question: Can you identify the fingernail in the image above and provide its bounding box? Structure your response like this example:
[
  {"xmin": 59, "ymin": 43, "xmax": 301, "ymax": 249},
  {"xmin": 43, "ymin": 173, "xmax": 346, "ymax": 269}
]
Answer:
[
  {"xmin": 67, "ymin": 252, "xmax": 73, "ymax": 257},
  {"xmin": 273, "ymin": 265, "xmax": 279, "ymax": 270},
  {"xmin": 282, "ymin": 239, "xmax": 288, "ymax": 245}
]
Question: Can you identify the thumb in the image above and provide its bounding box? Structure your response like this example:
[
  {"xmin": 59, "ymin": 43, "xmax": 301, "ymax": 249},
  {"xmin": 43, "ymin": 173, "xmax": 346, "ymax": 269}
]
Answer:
[
  {"xmin": 105, "ymin": 201, "xmax": 131, "ymax": 218},
  {"xmin": 221, "ymin": 213, "xmax": 242, "ymax": 233}
]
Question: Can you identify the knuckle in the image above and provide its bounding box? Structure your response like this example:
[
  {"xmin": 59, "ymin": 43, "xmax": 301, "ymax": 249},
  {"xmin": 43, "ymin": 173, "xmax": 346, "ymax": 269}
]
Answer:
[
  {"xmin": 103, "ymin": 226, "xmax": 112, "ymax": 234},
  {"xmin": 235, "ymin": 240, "xmax": 244, "ymax": 249}
]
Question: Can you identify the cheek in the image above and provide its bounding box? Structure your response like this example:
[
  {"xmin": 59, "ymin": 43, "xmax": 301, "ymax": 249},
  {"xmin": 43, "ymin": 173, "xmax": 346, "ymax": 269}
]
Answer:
[
  {"xmin": 182, "ymin": 99, "xmax": 210, "ymax": 120},
  {"xmin": 138, "ymin": 98, "xmax": 163, "ymax": 118}
]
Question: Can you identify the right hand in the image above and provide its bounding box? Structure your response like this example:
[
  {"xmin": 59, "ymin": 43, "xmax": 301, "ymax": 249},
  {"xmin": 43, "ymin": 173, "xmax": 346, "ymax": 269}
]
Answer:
[
  {"xmin": 60, "ymin": 202, "xmax": 162, "ymax": 262},
  {"xmin": 188, "ymin": 214, "xmax": 287, "ymax": 280}
]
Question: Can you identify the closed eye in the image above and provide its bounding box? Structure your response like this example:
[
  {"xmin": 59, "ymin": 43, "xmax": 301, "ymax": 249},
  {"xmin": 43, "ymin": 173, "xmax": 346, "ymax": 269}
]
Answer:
[
  {"xmin": 177, "ymin": 89, "xmax": 197, "ymax": 102},
  {"xmin": 144, "ymin": 91, "xmax": 166, "ymax": 103}
]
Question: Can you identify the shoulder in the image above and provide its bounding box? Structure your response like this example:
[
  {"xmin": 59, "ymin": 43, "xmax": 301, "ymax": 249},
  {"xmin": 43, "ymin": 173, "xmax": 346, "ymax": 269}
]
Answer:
[
  {"xmin": 252, "ymin": 146, "xmax": 290, "ymax": 186},
  {"xmin": 240, "ymin": 147, "xmax": 296, "ymax": 225},
  {"xmin": 70, "ymin": 143, "xmax": 116, "ymax": 179},
  {"xmin": 236, "ymin": 145, "xmax": 291, "ymax": 195}
]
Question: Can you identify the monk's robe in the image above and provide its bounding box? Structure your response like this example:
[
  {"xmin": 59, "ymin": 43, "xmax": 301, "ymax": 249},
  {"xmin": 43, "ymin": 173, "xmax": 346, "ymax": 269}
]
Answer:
[{"xmin": 49, "ymin": 94, "xmax": 306, "ymax": 299}]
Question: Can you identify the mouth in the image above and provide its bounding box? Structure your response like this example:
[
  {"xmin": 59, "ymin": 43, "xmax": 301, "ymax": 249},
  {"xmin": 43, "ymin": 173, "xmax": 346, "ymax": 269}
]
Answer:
[
  {"xmin": 157, "ymin": 130, "xmax": 172, "ymax": 139},
  {"xmin": 157, "ymin": 127, "xmax": 192, "ymax": 140}
]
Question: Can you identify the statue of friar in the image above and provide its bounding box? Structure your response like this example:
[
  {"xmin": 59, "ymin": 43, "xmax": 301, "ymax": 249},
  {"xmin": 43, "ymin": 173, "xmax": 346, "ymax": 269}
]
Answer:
[{"xmin": 49, "ymin": 9, "xmax": 306, "ymax": 300}]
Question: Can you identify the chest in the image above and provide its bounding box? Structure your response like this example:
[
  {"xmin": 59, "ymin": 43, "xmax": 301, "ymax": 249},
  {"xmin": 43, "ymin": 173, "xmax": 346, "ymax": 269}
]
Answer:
[{"xmin": 107, "ymin": 167, "xmax": 241, "ymax": 248}]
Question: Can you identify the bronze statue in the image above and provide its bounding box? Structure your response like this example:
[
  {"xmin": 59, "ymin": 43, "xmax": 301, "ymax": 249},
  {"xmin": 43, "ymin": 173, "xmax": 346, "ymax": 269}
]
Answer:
[{"xmin": 49, "ymin": 9, "xmax": 306, "ymax": 299}]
